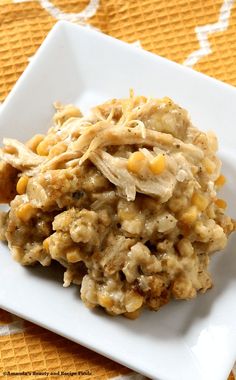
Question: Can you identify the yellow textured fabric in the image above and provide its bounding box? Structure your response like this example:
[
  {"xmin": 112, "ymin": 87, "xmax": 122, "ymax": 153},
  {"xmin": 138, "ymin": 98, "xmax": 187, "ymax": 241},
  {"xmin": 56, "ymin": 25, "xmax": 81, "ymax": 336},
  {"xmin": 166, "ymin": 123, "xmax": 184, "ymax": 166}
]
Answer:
[
  {"xmin": 0, "ymin": 309, "xmax": 131, "ymax": 379},
  {"xmin": 1, "ymin": 0, "xmax": 236, "ymax": 101},
  {"xmin": 0, "ymin": 1, "xmax": 235, "ymax": 379}
]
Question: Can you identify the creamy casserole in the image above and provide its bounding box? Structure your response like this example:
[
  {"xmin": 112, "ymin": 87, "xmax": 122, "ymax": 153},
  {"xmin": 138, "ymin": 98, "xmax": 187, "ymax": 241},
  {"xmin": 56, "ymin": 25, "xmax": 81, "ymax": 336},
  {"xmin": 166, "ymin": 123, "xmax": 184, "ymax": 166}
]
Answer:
[{"xmin": 0, "ymin": 94, "xmax": 235, "ymax": 318}]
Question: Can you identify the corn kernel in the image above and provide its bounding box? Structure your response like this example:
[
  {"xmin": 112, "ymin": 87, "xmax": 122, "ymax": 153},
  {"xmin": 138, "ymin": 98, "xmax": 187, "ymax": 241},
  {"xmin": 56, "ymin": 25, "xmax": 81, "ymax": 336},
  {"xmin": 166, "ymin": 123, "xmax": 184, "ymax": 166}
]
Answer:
[
  {"xmin": 180, "ymin": 206, "xmax": 198, "ymax": 225},
  {"xmin": 26, "ymin": 134, "xmax": 45, "ymax": 152},
  {"xmin": 125, "ymin": 291, "xmax": 144, "ymax": 312},
  {"xmin": 118, "ymin": 209, "xmax": 137, "ymax": 221},
  {"xmin": 191, "ymin": 192, "xmax": 209, "ymax": 211},
  {"xmin": 149, "ymin": 154, "xmax": 166, "ymax": 175},
  {"xmin": 16, "ymin": 203, "xmax": 37, "ymax": 222},
  {"xmin": 49, "ymin": 142, "xmax": 67, "ymax": 158},
  {"xmin": 98, "ymin": 294, "xmax": 114, "ymax": 309},
  {"xmin": 127, "ymin": 151, "xmax": 148, "ymax": 174},
  {"xmin": 43, "ymin": 238, "xmax": 50, "ymax": 252},
  {"xmin": 124, "ymin": 308, "xmax": 141, "ymax": 319},
  {"xmin": 16, "ymin": 176, "xmax": 29, "ymax": 195},
  {"xmin": 66, "ymin": 249, "xmax": 81, "ymax": 263},
  {"xmin": 215, "ymin": 198, "xmax": 227, "ymax": 209},
  {"xmin": 215, "ymin": 174, "xmax": 226, "ymax": 187},
  {"xmin": 36, "ymin": 135, "xmax": 59, "ymax": 156},
  {"xmin": 203, "ymin": 157, "xmax": 215, "ymax": 174},
  {"xmin": 36, "ymin": 140, "xmax": 49, "ymax": 156},
  {"xmin": 3, "ymin": 146, "xmax": 16, "ymax": 154}
]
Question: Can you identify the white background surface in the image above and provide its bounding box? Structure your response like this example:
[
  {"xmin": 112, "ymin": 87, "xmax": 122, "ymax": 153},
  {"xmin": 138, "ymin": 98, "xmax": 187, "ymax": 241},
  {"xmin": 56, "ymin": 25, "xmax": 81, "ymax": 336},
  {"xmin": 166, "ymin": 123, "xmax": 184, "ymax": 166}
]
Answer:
[{"xmin": 0, "ymin": 21, "xmax": 236, "ymax": 380}]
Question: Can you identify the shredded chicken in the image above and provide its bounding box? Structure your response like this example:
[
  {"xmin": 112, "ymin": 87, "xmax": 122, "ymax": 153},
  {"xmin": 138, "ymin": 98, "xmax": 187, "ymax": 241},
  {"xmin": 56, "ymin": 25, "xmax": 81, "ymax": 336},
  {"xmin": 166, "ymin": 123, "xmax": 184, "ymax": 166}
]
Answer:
[
  {"xmin": 0, "ymin": 138, "xmax": 44, "ymax": 169},
  {"xmin": 0, "ymin": 95, "xmax": 235, "ymax": 318}
]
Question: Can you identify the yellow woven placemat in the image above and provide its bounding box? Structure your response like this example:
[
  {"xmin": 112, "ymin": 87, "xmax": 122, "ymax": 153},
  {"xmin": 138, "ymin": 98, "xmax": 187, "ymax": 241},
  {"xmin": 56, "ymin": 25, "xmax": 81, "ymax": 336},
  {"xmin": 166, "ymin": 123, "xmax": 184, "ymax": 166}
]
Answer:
[{"xmin": 0, "ymin": 1, "xmax": 236, "ymax": 379}]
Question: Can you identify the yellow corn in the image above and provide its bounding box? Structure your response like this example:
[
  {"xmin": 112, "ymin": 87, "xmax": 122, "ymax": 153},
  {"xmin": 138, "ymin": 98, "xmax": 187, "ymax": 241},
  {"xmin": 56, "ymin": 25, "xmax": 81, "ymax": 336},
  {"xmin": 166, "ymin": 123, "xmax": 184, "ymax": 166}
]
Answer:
[
  {"xmin": 16, "ymin": 176, "xmax": 29, "ymax": 195},
  {"xmin": 16, "ymin": 203, "xmax": 37, "ymax": 222},
  {"xmin": 215, "ymin": 198, "xmax": 227, "ymax": 209},
  {"xmin": 203, "ymin": 157, "xmax": 215, "ymax": 174},
  {"xmin": 3, "ymin": 146, "xmax": 16, "ymax": 154},
  {"xmin": 118, "ymin": 209, "xmax": 137, "ymax": 221},
  {"xmin": 98, "ymin": 294, "xmax": 114, "ymax": 309},
  {"xmin": 125, "ymin": 291, "xmax": 144, "ymax": 313},
  {"xmin": 36, "ymin": 135, "xmax": 59, "ymax": 156},
  {"xmin": 149, "ymin": 154, "xmax": 166, "ymax": 175},
  {"xmin": 26, "ymin": 134, "xmax": 45, "ymax": 152},
  {"xmin": 180, "ymin": 206, "xmax": 198, "ymax": 225},
  {"xmin": 127, "ymin": 151, "xmax": 148, "ymax": 174},
  {"xmin": 191, "ymin": 192, "xmax": 209, "ymax": 211},
  {"xmin": 215, "ymin": 174, "xmax": 226, "ymax": 187},
  {"xmin": 66, "ymin": 249, "xmax": 81, "ymax": 263},
  {"xmin": 43, "ymin": 238, "xmax": 50, "ymax": 252},
  {"xmin": 36, "ymin": 140, "xmax": 49, "ymax": 156},
  {"xmin": 49, "ymin": 142, "xmax": 67, "ymax": 158},
  {"xmin": 124, "ymin": 308, "xmax": 141, "ymax": 319}
]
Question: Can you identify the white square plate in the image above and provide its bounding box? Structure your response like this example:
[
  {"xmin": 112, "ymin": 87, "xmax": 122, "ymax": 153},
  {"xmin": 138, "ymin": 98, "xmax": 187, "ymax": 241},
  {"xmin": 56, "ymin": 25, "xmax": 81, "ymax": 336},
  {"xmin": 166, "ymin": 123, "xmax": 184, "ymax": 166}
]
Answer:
[{"xmin": 0, "ymin": 21, "xmax": 236, "ymax": 380}]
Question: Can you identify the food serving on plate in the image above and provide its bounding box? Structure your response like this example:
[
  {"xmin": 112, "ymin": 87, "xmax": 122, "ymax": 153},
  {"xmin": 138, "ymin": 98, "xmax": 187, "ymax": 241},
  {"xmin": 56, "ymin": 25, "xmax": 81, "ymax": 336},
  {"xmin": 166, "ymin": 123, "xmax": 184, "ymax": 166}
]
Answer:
[{"xmin": 0, "ymin": 92, "xmax": 235, "ymax": 318}]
